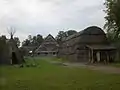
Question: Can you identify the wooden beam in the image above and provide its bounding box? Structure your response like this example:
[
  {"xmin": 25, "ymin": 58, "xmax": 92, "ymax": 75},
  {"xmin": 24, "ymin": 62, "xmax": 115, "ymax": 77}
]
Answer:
[
  {"xmin": 91, "ymin": 49, "xmax": 94, "ymax": 63},
  {"xmin": 89, "ymin": 49, "xmax": 91, "ymax": 63}
]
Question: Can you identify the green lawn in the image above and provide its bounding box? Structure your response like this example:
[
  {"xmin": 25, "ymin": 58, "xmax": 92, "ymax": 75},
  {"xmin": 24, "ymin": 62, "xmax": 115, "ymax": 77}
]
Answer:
[{"xmin": 0, "ymin": 57, "xmax": 120, "ymax": 90}]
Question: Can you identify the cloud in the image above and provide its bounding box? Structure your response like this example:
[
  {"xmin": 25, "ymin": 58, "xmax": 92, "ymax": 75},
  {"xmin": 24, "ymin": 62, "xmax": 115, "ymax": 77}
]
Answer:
[{"xmin": 0, "ymin": 0, "xmax": 106, "ymax": 42}]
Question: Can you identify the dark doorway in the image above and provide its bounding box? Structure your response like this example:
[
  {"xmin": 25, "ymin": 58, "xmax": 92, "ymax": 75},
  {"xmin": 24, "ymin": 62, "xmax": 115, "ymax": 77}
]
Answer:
[
  {"xmin": 12, "ymin": 52, "xmax": 18, "ymax": 64},
  {"xmin": 37, "ymin": 53, "xmax": 40, "ymax": 55}
]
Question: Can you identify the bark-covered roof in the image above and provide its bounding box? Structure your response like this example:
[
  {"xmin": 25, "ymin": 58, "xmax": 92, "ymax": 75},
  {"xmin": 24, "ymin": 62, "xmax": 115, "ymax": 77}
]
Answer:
[
  {"xmin": 82, "ymin": 26, "xmax": 105, "ymax": 35},
  {"xmin": 63, "ymin": 26, "xmax": 105, "ymax": 41}
]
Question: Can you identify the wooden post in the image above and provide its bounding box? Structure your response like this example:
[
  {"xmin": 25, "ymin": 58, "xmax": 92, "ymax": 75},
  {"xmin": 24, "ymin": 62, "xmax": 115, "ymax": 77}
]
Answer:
[
  {"xmin": 96, "ymin": 51, "xmax": 100, "ymax": 62},
  {"xmin": 10, "ymin": 59, "xmax": 12, "ymax": 64},
  {"xmin": 106, "ymin": 51, "xmax": 109, "ymax": 63},
  {"xmin": 91, "ymin": 49, "xmax": 94, "ymax": 63},
  {"xmin": 89, "ymin": 49, "xmax": 91, "ymax": 63}
]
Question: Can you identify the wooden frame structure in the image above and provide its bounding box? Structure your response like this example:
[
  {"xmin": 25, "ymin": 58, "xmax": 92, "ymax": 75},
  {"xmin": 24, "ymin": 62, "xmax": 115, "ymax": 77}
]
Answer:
[{"xmin": 87, "ymin": 45, "xmax": 116, "ymax": 63}]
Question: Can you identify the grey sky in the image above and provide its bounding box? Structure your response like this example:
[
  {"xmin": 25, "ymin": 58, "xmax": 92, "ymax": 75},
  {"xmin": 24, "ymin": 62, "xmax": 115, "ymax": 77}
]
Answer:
[{"xmin": 0, "ymin": 0, "xmax": 106, "ymax": 42}]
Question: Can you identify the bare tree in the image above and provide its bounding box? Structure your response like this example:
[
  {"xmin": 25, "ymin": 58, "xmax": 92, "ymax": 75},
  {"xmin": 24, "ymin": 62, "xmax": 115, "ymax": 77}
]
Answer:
[{"xmin": 7, "ymin": 27, "xmax": 16, "ymax": 39}]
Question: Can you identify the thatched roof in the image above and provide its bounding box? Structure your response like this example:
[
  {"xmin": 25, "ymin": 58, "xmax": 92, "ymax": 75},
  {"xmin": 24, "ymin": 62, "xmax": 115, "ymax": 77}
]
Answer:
[
  {"xmin": 44, "ymin": 34, "xmax": 57, "ymax": 43},
  {"xmin": 81, "ymin": 26, "xmax": 105, "ymax": 35},
  {"xmin": 35, "ymin": 34, "xmax": 58, "ymax": 53},
  {"xmin": 63, "ymin": 26, "xmax": 106, "ymax": 41}
]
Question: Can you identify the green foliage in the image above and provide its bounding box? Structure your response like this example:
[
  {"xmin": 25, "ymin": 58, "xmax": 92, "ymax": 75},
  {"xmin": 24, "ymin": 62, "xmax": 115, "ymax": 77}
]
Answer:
[
  {"xmin": 104, "ymin": 0, "xmax": 120, "ymax": 38},
  {"xmin": 36, "ymin": 34, "xmax": 43, "ymax": 46},
  {"xmin": 14, "ymin": 37, "xmax": 20, "ymax": 47},
  {"xmin": 0, "ymin": 58, "xmax": 120, "ymax": 90},
  {"xmin": 55, "ymin": 31, "xmax": 67, "ymax": 43},
  {"xmin": 22, "ymin": 39, "xmax": 30, "ymax": 46},
  {"xmin": 104, "ymin": 0, "xmax": 120, "ymax": 61},
  {"xmin": 22, "ymin": 34, "xmax": 43, "ymax": 47},
  {"xmin": 56, "ymin": 30, "xmax": 77, "ymax": 43},
  {"xmin": 66, "ymin": 30, "xmax": 77, "ymax": 36}
]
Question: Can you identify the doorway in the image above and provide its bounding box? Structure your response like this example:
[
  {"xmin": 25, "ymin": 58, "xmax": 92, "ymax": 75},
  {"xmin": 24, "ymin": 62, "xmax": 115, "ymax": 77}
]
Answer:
[{"xmin": 12, "ymin": 52, "xmax": 18, "ymax": 64}]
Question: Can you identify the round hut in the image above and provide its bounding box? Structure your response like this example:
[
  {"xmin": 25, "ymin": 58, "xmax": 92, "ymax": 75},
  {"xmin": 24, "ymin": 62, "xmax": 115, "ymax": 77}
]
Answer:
[
  {"xmin": 0, "ymin": 37, "xmax": 10, "ymax": 64},
  {"xmin": 0, "ymin": 28, "xmax": 24, "ymax": 65},
  {"xmin": 8, "ymin": 38, "xmax": 23, "ymax": 64}
]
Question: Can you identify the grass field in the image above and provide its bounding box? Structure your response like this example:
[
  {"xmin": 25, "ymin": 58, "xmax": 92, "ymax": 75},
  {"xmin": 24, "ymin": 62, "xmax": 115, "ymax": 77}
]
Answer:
[{"xmin": 0, "ymin": 57, "xmax": 120, "ymax": 90}]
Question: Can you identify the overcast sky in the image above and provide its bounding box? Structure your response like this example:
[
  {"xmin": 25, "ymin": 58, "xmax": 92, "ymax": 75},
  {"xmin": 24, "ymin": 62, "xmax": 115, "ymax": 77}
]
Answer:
[{"xmin": 0, "ymin": 0, "xmax": 106, "ymax": 42}]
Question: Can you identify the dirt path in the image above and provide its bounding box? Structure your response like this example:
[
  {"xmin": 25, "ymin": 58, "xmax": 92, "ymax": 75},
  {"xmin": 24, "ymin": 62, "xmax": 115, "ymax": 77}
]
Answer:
[
  {"xmin": 63, "ymin": 62, "xmax": 120, "ymax": 74},
  {"xmin": 48, "ymin": 60, "xmax": 120, "ymax": 74}
]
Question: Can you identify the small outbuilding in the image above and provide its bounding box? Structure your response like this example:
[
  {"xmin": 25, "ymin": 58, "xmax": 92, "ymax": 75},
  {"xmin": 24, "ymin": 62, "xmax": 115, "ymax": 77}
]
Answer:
[{"xmin": 35, "ymin": 34, "xmax": 59, "ymax": 56}]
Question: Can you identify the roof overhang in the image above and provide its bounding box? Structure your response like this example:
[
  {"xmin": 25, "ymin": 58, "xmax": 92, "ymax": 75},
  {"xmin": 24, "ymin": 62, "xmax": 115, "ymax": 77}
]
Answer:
[
  {"xmin": 36, "ymin": 51, "xmax": 57, "ymax": 53},
  {"xmin": 86, "ymin": 45, "xmax": 116, "ymax": 50}
]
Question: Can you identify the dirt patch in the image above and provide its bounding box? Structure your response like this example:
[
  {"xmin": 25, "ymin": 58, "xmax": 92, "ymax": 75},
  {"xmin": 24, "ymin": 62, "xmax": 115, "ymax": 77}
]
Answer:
[
  {"xmin": 63, "ymin": 62, "xmax": 120, "ymax": 74},
  {"xmin": 50, "ymin": 61, "xmax": 68, "ymax": 66},
  {"xmin": 87, "ymin": 65, "xmax": 120, "ymax": 74},
  {"xmin": 47, "ymin": 59, "xmax": 120, "ymax": 74}
]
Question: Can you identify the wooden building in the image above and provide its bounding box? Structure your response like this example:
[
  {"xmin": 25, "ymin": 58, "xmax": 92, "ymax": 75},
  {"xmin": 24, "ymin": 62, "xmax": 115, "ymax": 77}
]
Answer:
[
  {"xmin": 35, "ymin": 34, "xmax": 59, "ymax": 56},
  {"xmin": 59, "ymin": 26, "xmax": 116, "ymax": 63}
]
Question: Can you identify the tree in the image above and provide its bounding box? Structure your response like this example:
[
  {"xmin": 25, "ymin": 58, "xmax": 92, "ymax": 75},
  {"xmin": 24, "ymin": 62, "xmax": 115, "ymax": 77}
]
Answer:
[
  {"xmin": 32, "ymin": 36, "xmax": 37, "ymax": 46},
  {"xmin": 22, "ymin": 34, "xmax": 43, "ymax": 47},
  {"xmin": 28, "ymin": 35, "xmax": 32, "ymax": 41},
  {"xmin": 104, "ymin": 0, "xmax": 120, "ymax": 61},
  {"xmin": 7, "ymin": 27, "xmax": 16, "ymax": 39},
  {"xmin": 22, "ymin": 39, "xmax": 31, "ymax": 46},
  {"xmin": 66, "ymin": 30, "xmax": 77, "ymax": 37},
  {"xmin": 56, "ymin": 31, "xmax": 67, "ymax": 44},
  {"xmin": 56, "ymin": 30, "xmax": 77, "ymax": 43},
  {"xmin": 36, "ymin": 34, "xmax": 43, "ymax": 46},
  {"xmin": 104, "ymin": 0, "xmax": 120, "ymax": 39},
  {"xmin": 7, "ymin": 27, "xmax": 21, "ymax": 47},
  {"xmin": 23, "ymin": 35, "xmax": 33, "ymax": 46},
  {"xmin": 14, "ymin": 37, "xmax": 20, "ymax": 47}
]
